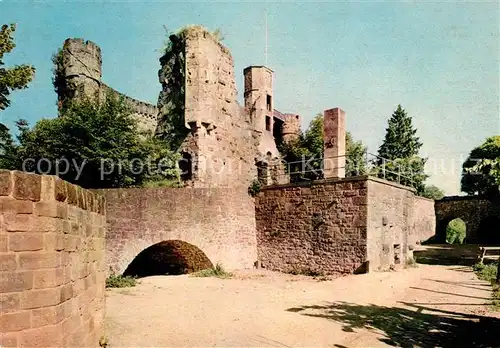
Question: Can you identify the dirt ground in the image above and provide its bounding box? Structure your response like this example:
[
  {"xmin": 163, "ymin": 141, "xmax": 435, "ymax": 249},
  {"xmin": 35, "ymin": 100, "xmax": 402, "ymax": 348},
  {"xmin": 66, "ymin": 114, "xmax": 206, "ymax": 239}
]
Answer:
[{"xmin": 105, "ymin": 259, "xmax": 500, "ymax": 347}]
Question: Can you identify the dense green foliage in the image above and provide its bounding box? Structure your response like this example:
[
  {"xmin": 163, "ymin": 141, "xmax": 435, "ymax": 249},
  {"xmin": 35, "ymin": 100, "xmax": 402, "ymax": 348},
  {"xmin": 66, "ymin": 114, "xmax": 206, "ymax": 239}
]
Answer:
[
  {"xmin": 279, "ymin": 113, "xmax": 368, "ymax": 180},
  {"xmin": 376, "ymin": 105, "xmax": 428, "ymax": 193},
  {"xmin": 421, "ymin": 184, "xmax": 445, "ymax": 200},
  {"xmin": 106, "ymin": 274, "xmax": 137, "ymax": 288},
  {"xmin": 474, "ymin": 262, "xmax": 500, "ymax": 307},
  {"xmin": 0, "ymin": 122, "xmax": 17, "ymax": 169},
  {"xmin": 0, "ymin": 24, "xmax": 35, "ymax": 111},
  {"xmin": 2, "ymin": 93, "xmax": 179, "ymax": 188},
  {"xmin": 445, "ymin": 218, "xmax": 466, "ymax": 244},
  {"xmin": 462, "ymin": 136, "xmax": 500, "ymax": 196}
]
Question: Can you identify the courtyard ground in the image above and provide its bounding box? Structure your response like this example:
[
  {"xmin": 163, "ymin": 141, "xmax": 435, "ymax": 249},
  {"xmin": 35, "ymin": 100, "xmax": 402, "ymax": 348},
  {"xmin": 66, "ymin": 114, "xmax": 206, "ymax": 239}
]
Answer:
[{"xmin": 105, "ymin": 250, "xmax": 500, "ymax": 347}]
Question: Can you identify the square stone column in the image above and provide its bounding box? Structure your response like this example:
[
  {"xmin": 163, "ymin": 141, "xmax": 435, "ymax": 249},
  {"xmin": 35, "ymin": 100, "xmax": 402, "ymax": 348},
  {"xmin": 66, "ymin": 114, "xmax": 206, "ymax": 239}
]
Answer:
[{"xmin": 323, "ymin": 108, "xmax": 346, "ymax": 179}]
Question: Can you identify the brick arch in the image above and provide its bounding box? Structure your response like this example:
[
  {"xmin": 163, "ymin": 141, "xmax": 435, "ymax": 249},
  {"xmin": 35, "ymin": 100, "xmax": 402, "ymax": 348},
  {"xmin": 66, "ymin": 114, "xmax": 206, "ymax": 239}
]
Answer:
[
  {"xmin": 123, "ymin": 240, "xmax": 213, "ymax": 277},
  {"xmin": 435, "ymin": 196, "xmax": 500, "ymax": 243}
]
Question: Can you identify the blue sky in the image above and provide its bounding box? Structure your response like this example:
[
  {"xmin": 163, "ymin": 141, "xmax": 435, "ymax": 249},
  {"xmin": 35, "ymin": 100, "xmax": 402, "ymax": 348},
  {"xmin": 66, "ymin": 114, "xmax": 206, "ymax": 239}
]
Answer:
[{"xmin": 1, "ymin": 0, "xmax": 498, "ymax": 194}]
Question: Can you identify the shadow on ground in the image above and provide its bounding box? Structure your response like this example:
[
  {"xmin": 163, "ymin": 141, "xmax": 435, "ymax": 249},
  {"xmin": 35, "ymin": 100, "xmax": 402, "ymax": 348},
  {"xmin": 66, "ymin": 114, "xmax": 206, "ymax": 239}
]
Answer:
[
  {"xmin": 287, "ymin": 302, "xmax": 500, "ymax": 347},
  {"xmin": 413, "ymin": 244, "xmax": 479, "ymax": 266}
]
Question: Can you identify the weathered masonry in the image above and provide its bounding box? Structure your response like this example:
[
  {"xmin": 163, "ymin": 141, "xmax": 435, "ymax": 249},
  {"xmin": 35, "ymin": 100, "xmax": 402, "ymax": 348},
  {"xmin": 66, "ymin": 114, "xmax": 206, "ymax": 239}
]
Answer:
[
  {"xmin": 255, "ymin": 176, "xmax": 435, "ymax": 275},
  {"xmin": 0, "ymin": 171, "xmax": 106, "ymax": 347},
  {"xmin": 435, "ymin": 196, "xmax": 500, "ymax": 243}
]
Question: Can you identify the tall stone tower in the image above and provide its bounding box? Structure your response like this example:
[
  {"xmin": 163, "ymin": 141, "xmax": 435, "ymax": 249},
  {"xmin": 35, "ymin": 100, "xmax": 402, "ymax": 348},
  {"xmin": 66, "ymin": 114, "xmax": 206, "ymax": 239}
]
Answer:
[
  {"xmin": 244, "ymin": 66, "xmax": 279, "ymax": 158},
  {"xmin": 57, "ymin": 38, "xmax": 102, "ymax": 109}
]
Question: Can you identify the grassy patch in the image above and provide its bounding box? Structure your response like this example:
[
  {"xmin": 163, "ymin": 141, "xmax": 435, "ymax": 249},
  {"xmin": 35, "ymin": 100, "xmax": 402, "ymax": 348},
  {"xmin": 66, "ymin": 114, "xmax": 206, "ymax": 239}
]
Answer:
[
  {"xmin": 191, "ymin": 263, "xmax": 233, "ymax": 279},
  {"xmin": 106, "ymin": 274, "xmax": 137, "ymax": 288},
  {"xmin": 473, "ymin": 262, "xmax": 500, "ymax": 310}
]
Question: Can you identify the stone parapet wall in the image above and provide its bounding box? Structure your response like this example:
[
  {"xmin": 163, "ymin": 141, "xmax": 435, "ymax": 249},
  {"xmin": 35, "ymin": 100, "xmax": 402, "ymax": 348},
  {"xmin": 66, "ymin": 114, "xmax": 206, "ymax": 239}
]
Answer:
[
  {"xmin": 255, "ymin": 178, "xmax": 369, "ymax": 275},
  {"xmin": 0, "ymin": 171, "xmax": 106, "ymax": 348},
  {"xmin": 100, "ymin": 84, "xmax": 159, "ymax": 133},
  {"xmin": 255, "ymin": 176, "xmax": 437, "ymax": 275},
  {"xmin": 102, "ymin": 187, "xmax": 257, "ymax": 275}
]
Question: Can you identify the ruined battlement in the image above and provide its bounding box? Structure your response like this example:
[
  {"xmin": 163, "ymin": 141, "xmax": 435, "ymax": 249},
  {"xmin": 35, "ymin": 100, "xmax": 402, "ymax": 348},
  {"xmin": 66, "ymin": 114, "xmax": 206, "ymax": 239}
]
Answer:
[
  {"xmin": 62, "ymin": 38, "xmax": 102, "ymax": 81},
  {"xmin": 58, "ymin": 38, "xmax": 158, "ymax": 133}
]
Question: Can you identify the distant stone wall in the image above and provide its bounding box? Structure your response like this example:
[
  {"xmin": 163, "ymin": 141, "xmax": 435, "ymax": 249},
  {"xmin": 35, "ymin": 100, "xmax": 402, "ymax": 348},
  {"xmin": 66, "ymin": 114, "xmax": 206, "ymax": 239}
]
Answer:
[
  {"xmin": 255, "ymin": 178, "xmax": 369, "ymax": 275},
  {"xmin": 58, "ymin": 38, "xmax": 158, "ymax": 134},
  {"xmin": 0, "ymin": 171, "xmax": 106, "ymax": 347},
  {"xmin": 411, "ymin": 196, "xmax": 436, "ymax": 244},
  {"xmin": 435, "ymin": 196, "xmax": 500, "ymax": 243},
  {"xmin": 102, "ymin": 187, "xmax": 257, "ymax": 275},
  {"xmin": 100, "ymin": 84, "xmax": 158, "ymax": 133}
]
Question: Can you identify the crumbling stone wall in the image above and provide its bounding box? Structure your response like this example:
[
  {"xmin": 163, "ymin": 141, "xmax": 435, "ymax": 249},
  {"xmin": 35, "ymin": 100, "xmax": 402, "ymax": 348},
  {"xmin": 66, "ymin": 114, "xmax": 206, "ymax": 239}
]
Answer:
[
  {"xmin": 102, "ymin": 187, "xmax": 257, "ymax": 275},
  {"xmin": 0, "ymin": 171, "xmax": 106, "ymax": 347},
  {"xmin": 255, "ymin": 177, "xmax": 369, "ymax": 275},
  {"xmin": 435, "ymin": 196, "xmax": 500, "ymax": 243},
  {"xmin": 57, "ymin": 38, "xmax": 158, "ymax": 133},
  {"xmin": 366, "ymin": 178, "xmax": 414, "ymax": 270},
  {"xmin": 157, "ymin": 27, "xmax": 259, "ymax": 188}
]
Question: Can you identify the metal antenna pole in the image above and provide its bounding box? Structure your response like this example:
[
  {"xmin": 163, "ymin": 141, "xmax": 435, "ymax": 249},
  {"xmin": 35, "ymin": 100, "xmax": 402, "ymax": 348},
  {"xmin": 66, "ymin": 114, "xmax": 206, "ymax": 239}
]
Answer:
[{"xmin": 265, "ymin": 0, "xmax": 268, "ymax": 66}]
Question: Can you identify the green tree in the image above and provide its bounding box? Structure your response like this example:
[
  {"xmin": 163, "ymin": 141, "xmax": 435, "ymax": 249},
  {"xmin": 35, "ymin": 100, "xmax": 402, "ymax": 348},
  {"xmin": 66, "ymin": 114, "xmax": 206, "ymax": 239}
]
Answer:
[
  {"xmin": 461, "ymin": 136, "xmax": 500, "ymax": 196},
  {"xmin": 0, "ymin": 122, "xmax": 17, "ymax": 169},
  {"xmin": 376, "ymin": 105, "xmax": 428, "ymax": 193},
  {"xmin": 0, "ymin": 24, "xmax": 35, "ymax": 111},
  {"xmin": 446, "ymin": 218, "xmax": 466, "ymax": 244},
  {"xmin": 16, "ymin": 93, "xmax": 179, "ymax": 188},
  {"xmin": 421, "ymin": 184, "xmax": 445, "ymax": 200},
  {"xmin": 279, "ymin": 113, "xmax": 368, "ymax": 180}
]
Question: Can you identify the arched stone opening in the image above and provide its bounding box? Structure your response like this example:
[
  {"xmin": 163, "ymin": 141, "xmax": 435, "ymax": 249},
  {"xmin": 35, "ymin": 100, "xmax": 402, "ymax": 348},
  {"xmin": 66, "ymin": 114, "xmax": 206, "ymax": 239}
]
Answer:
[{"xmin": 123, "ymin": 240, "xmax": 213, "ymax": 277}]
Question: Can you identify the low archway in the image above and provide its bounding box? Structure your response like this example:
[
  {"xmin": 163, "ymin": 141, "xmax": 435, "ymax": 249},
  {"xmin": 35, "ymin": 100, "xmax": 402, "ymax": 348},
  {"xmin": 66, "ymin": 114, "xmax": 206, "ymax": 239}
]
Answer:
[{"xmin": 123, "ymin": 240, "xmax": 213, "ymax": 277}]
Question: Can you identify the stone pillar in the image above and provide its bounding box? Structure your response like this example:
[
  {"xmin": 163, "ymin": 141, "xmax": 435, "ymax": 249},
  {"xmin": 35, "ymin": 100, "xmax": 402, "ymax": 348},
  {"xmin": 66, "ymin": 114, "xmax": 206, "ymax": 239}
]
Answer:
[{"xmin": 323, "ymin": 108, "xmax": 346, "ymax": 179}]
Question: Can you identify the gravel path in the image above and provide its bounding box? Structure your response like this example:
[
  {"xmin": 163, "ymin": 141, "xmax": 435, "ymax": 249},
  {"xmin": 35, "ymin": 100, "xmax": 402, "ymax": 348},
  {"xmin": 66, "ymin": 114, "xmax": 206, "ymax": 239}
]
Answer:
[{"xmin": 105, "ymin": 265, "xmax": 499, "ymax": 347}]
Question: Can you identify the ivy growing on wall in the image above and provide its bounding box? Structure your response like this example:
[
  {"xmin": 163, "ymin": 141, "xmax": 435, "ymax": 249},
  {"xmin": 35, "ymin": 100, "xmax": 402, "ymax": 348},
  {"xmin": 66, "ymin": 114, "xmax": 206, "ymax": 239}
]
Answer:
[
  {"xmin": 156, "ymin": 25, "xmax": 224, "ymax": 150},
  {"xmin": 156, "ymin": 27, "xmax": 189, "ymax": 150}
]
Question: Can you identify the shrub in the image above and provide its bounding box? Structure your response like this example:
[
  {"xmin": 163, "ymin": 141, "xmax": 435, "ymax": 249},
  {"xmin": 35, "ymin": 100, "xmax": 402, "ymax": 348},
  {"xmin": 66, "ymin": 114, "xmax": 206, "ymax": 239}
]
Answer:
[
  {"xmin": 248, "ymin": 179, "xmax": 261, "ymax": 197},
  {"xmin": 106, "ymin": 274, "xmax": 137, "ymax": 288},
  {"xmin": 446, "ymin": 218, "xmax": 466, "ymax": 244},
  {"xmin": 192, "ymin": 263, "xmax": 233, "ymax": 279},
  {"xmin": 473, "ymin": 262, "xmax": 500, "ymax": 310}
]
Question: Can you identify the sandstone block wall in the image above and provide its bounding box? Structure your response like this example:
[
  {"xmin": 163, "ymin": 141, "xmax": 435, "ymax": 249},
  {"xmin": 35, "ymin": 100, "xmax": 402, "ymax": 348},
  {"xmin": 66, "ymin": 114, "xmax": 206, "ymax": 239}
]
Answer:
[
  {"xmin": 177, "ymin": 27, "xmax": 259, "ymax": 189},
  {"xmin": 411, "ymin": 196, "xmax": 436, "ymax": 244},
  {"xmin": 0, "ymin": 171, "xmax": 106, "ymax": 348},
  {"xmin": 366, "ymin": 178, "xmax": 414, "ymax": 271},
  {"xmin": 256, "ymin": 176, "xmax": 437, "ymax": 275},
  {"xmin": 255, "ymin": 178, "xmax": 369, "ymax": 275},
  {"xmin": 102, "ymin": 187, "xmax": 257, "ymax": 275}
]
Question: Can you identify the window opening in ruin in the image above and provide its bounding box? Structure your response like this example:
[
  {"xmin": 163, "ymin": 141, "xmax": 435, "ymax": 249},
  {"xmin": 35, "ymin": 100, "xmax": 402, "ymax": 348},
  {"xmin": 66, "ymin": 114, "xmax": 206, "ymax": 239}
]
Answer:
[
  {"xmin": 265, "ymin": 116, "xmax": 271, "ymax": 131},
  {"xmin": 393, "ymin": 244, "xmax": 401, "ymax": 265},
  {"xmin": 179, "ymin": 152, "xmax": 192, "ymax": 181},
  {"xmin": 273, "ymin": 117, "xmax": 284, "ymax": 144},
  {"xmin": 266, "ymin": 94, "xmax": 272, "ymax": 111}
]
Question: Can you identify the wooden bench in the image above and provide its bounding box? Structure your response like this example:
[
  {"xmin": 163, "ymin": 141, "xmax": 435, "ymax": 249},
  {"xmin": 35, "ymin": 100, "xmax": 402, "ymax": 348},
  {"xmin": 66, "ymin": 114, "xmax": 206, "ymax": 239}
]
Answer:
[{"xmin": 477, "ymin": 246, "xmax": 500, "ymax": 264}]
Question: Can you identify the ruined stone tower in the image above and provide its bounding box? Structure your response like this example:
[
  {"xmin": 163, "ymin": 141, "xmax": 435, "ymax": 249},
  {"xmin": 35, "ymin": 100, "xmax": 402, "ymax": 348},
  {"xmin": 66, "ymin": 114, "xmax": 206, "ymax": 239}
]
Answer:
[
  {"xmin": 244, "ymin": 66, "xmax": 280, "ymax": 158},
  {"xmin": 57, "ymin": 38, "xmax": 159, "ymax": 132},
  {"xmin": 57, "ymin": 39, "xmax": 103, "ymax": 108}
]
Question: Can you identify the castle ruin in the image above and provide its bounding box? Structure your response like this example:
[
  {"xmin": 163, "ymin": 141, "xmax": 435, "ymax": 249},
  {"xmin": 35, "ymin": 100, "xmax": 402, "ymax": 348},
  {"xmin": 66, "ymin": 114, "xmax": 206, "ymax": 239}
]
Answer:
[{"xmin": 57, "ymin": 27, "xmax": 302, "ymax": 188}]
